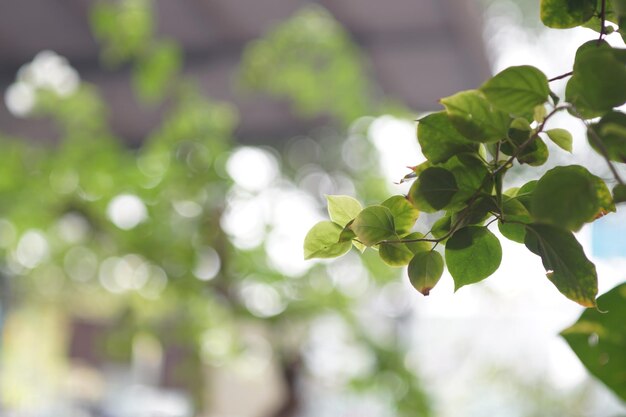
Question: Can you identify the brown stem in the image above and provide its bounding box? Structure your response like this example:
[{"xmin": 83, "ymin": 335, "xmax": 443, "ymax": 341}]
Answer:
[{"xmin": 548, "ymin": 71, "xmax": 573, "ymax": 82}]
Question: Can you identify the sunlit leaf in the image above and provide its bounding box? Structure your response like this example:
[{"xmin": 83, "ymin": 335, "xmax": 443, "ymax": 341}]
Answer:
[
  {"xmin": 545, "ymin": 128, "xmax": 573, "ymax": 152},
  {"xmin": 327, "ymin": 195, "xmax": 363, "ymax": 227},
  {"xmin": 408, "ymin": 250, "xmax": 444, "ymax": 295},
  {"xmin": 480, "ymin": 65, "xmax": 550, "ymax": 115},
  {"xmin": 351, "ymin": 206, "xmax": 396, "ymax": 247},
  {"xmin": 304, "ymin": 221, "xmax": 352, "ymax": 259},
  {"xmin": 381, "ymin": 195, "xmax": 419, "ymax": 235},
  {"xmin": 417, "ymin": 111, "xmax": 479, "ymax": 164},
  {"xmin": 440, "ymin": 90, "xmax": 510, "ymax": 143}
]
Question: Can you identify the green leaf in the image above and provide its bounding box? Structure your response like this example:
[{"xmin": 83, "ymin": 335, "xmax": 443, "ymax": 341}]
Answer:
[
  {"xmin": 441, "ymin": 153, "xmax": 491, "ymax": 205},
  {"xmin": 589, "ymin": 111, "xmax": 626, "ymax": 163},
  {"xmin": 566, "ymin": 42, "xmax": 626, "ymax": 118},
  {"xmin": 614, "ymin": 184, "xmax": 626, "ymax": 202},
  {"xmin": 445, "ymin": 226, "xmax": 502, "ymax": 290},
  {"xmin": 592, "ymin": 175, "xmax": 616, "ymax": 215},
  {"xmin": 408, "ymin": 250, "xmax": 444, "ymax": 296},
  {"xmin": 431, "ymin": 215, "xmax": 452, "ymax": 240},
  {"xmin": 516, "ymin": 180, "xmax": 538, "ymax": 212},
  {"xmin": 327, "ymin": 195, "xmax": 363, "ymax": 227},
  {"xmin": 480, "ymin": 65, "xmax": 550, "ymax": 115},
  {"xmin": 525, "ymin": 224, "xmax": 597, "ymax": 307},
  {"xmin": 408, "ymin": 167, "xmax": 458, "ymax": 213},
  {"xmin": 546, "ymin": 128, "xmax": 573, "ymax": 152},
  {"xmin": 379, "ymin": 231, "xmax": 432, "ymax": 267},
  {"xmin": 381, "ymin": 195, "xmax": 419, "ymax": 235},
  {"xmin": 531, "ymin": 165, "xmax": 601, "ymax": 231},
  {"xmin": 562, "ymin": 283, "xmax": 626, "ymax": 401},
  {"xmin": 339, "ymin": 220, "xmax": 367, "ymax": 253},
  {"xmin": 440, "ymin": 90, "xmax": 510, "ymax": 143},
  {"xmin": 304, "ymin": 221, "xmax": 352, "ymax": 259},
  {"xmin": 351, "ymin": 206, "xmax": 396, "ymax": 246},
  {"xmin": 417, "ymin": 111, "xmax": 479, "ymax": 164},
  {"xmin": 379, "ymin": 237, "xmax": 415, "ymax": 267},
  {"xmin": 540, "ymin": 0, "xmax": 596, "ymax": 28},
  {"xmin": 498, "ymin": 197, "xmax": 532, "ymax": 243},
  {"xmin": 517, "ymin": 137, "xmax": 549, "ymax": 166}
]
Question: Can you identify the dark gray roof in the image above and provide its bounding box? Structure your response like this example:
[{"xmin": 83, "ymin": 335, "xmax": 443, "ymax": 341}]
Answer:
[{"xmin": 0, "ymin": 0, "xmax": 490, "ymax": 144}]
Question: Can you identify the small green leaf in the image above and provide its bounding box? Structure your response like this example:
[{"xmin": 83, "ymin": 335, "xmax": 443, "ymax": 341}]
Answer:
[
  {"xmin": 480, "ymin": 65, "xmax": 550, "ymax": 115},
  {"xmin": 408, "ymin": 167, "xmax": 458, "ymax": 213},
  {"xmin": 441, "ymin": 153, "xmax": 491, "ymax": 205},
  {"xmin": 378, "ymin": 231, "xmax": 432, "ymax": 267},
  {"xmin": 614, "ymin": 184, "xmax": 626, "ymax": 202},
  {"xmin": 379, "ymin": 237, "xmax": 415, "ymax": 267},
  {"xmin": 540, "ymin": 0, "xmax": 596, "ymax": 28},
  {"xmin": 516, "ymin": 180, "xmax": 538, "ymax": 212},
  {"xmin": 327, "ymin": 195, "xmax": 363, "ymax": 227},
  {"xmin": 517, "ymin": 137, "xmax": 549, "ymax": 166},
  {"xmin": 546, "ymin": 128, "xmax": 573, "ymax": 152},
  {"xmin": 408, "ymin": 250, "xmax": 444, "ymax": 296},
  {"xmin": 445, "ymin": 226, "xmax": 502, "ymax": 290},
  {"xmin": 562, "ymin": 283, "xmax": 626, "ymax": 401},
  {"xmin": 417, "ymin": 111, "xmax": 479, "ymax": 164},
  {"xmin": 508, "ymin": 118, "xmax": 532, "ymax": 143},
  {"xmin": 498, "ymin": 197, "xmax": 532, "ymax": 243},
  {"xmin": 381, "ymin": 195, "xmax": 419, "ymax": 235},
  {"xmin": 304, "ymin": 221, "xmax": 352, "ymax": 259},
  {"xmin": 525, "ymin": 223, "xmax": 598, "ymax": 307},
  {"xmin": 431, "ymin": 215, "xmax": 452, "ymax": 240},
  {"xmin": 589, "ymin": 111, "xmax": 626, "ymax": 163},
  {"xmin": 351, "ymin": 206, "xmax": 396, "ymax": 246},
  {"xmin": 440, "ymin": 90, "xmax": 510, "ymax": 143},
  {"xmin": 531, "ymin": 165, "xmax": 600, "ymax": 231}
]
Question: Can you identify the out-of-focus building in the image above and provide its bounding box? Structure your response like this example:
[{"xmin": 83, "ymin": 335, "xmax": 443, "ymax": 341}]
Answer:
[{"xmin": 0, "ymin": 0, "xmax": 490, "ymax": 145}]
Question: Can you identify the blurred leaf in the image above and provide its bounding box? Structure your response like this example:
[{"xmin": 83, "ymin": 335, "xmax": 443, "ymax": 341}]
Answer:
[{"xmin": 562, "ymin": 283, "xmax": 626, "ymax": 401}]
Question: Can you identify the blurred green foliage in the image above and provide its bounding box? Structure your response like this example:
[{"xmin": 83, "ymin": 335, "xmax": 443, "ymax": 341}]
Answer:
[{"xmin": 0, "ymin": 1, "xmax": 430, "ymax": 415}]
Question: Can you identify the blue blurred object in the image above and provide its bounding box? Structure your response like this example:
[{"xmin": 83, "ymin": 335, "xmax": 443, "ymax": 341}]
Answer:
[{"xmin": 592, "ymin": 210, "xmax": 626, "ymax": 259}]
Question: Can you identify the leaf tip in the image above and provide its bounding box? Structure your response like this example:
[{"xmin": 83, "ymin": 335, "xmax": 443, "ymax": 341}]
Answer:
[{"xmin": 419, "ymin": 287, "xmax": 432, "ymax": 296}]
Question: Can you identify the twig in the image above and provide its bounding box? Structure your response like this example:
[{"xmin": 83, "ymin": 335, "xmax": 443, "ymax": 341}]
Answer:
[
  {"xmin": 598, "ymin": 0, "xmax": 607, "ymax": 44},
  {"xmin": 548, "ymin": 71, "xmax": 573, "ymax": 82}
]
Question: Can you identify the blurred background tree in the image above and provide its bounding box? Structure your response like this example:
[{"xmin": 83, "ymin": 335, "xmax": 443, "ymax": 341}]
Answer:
[{"xmin": 0, "ymin": 1, "xmax": 625, "ymax": 417}]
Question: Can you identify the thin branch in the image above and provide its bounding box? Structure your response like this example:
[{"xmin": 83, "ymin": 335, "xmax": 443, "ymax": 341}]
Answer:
[
  {"xmin": 585, "ymin": 122, "xmax": 625, "ymax": 185},
  {"xmin": 492, "ymin": 105, "xmax": 569, "ymax": 176},
  {"xmin": 548, "ymin": 71, "xmax": 573, "ymax": 82},
  {"xmin": 598, "ymin": 0, "xmax": 608, "ymax": 44}
]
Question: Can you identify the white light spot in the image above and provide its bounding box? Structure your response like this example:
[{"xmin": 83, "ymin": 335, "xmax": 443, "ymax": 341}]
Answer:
[
  {"xmin": 5, "ymin": 82, "xmax": 35, "ymax": 117},
  {"xmin": 369, "ymin": 115, "xmax": 424, "ymax": 192},
  {"xmin": 240, "ymin": 281, "xmax": 286, "ymax": 318},
  {"xmin": 193, "ymin": 247, "xmax": 221, "ymax": 281},
  {"xmin": 107, "ymin": 194, "xmax": 148, "ymax": 230},
  {"xmin": 173, "ymin": 200, "xmax": 202, "ymax": 218},
  {"xmin": 56, "ymin": 213, "xmax": 90, "ymax": 243},
  {"xmin": 16, "ymin": 230, "xmax": 49, "ymax": 269},
  {"xmin": 138, "ymin": 265, "xmax": 168, "ymax": 299},
  {"xmin": 99, "ymin": 256, "xmax": 149, "ymax": 293},
  {"xmin": 226, "ymin": 147, "xmax": 279, "ymax": 191}
]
